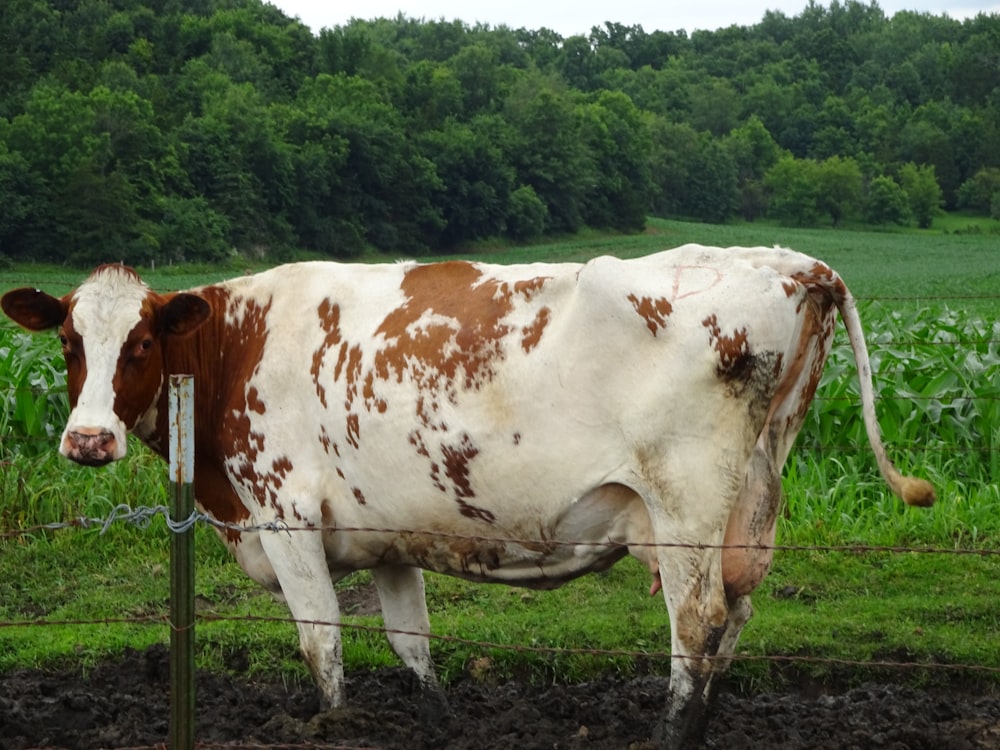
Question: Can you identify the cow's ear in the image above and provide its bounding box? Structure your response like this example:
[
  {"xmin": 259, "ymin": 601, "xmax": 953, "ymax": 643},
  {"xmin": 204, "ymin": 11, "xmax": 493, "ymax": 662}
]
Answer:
[
  {"xmin": 0, "ymin": 288, "xmax": 67, "ymax": 331},
  {"xmin": 160, "ymin": 293, "xmax": 211, "ymax": 336}
]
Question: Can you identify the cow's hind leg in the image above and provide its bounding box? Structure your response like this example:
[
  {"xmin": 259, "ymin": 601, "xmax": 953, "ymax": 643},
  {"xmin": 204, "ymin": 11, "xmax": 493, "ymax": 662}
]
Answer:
[
  {"xmin": 650, "ymin": 543, "xmax": 733, "ymax": 750},
  {"xmin": 636, "ymin": 450, "xmax": 752, "ymax": 749},
  {"xmin": 372, "ymin": 565, "xmax": 449, "ymax": 721},
  {"xmin": 650, "ymin": 441, "xmax": 779, "ymax": 748},
  {"xmin": 258, "ymin": 527, "xmax": 346, "ymax": 708}
]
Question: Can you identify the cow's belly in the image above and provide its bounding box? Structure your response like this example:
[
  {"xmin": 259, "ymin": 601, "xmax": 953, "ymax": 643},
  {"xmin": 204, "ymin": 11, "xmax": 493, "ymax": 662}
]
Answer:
[{"xmin": 322, "ymin": 482, "xmax": 655, "ymax": 588}]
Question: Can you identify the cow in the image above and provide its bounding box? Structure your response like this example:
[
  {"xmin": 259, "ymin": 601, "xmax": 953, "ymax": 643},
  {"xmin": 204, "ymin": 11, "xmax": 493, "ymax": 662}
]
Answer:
[{"xmin": 1, "ymin": 244, "xmax": 934, "ymax": 748}]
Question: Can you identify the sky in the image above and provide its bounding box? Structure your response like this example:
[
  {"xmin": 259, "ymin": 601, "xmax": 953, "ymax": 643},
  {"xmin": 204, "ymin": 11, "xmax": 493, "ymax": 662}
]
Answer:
[{"xmin": 268, "ymin": 0, "xmax": 998, "ymax": 37}]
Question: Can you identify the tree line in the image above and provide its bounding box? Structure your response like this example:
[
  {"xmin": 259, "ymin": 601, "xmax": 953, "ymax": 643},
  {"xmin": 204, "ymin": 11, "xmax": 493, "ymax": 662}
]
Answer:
[{"xmin": 0, "ymin": 0, "xmax": 998, "ymax": 265}]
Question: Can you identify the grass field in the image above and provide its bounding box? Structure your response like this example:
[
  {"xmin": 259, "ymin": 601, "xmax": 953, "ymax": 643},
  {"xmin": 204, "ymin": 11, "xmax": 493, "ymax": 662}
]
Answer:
[{"xmin": 1, "ymin": 218, "xmax": 998, "ymax": 692}]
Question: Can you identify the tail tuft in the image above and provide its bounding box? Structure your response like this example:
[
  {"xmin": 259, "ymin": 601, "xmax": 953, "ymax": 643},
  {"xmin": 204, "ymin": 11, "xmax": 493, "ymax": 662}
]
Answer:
[{"xmin": 898, "ymin": 475, "xmax": 936, "ymax": 507}]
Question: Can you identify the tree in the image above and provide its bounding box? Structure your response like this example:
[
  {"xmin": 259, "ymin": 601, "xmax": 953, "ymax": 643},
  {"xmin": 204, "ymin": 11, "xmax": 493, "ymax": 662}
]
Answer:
[
  {"xmin": 815, "ymin": 155, "xmax": 862, "ymax": 226},
  {"xmin": 764, "ymin": 156, "xmax": 822, "ymax": 226},
  {"xmin": 504, "ymin": 74, "xmax": 593, "ymax": 233},
  {"xmin": 899, "ymin": 162, "xmax": 943, "ymax": 229},
  {"xmin": 683, "ymin": 136, "xmax": 740, "ymax": 223},
  {"xmin": 576, "ymin": 90, "xmax": 652, "ymax": 231},
  {"xmin": 0, "ymin": 141, "xmax": 45, "ymax": 259},
  {"xmin": 419, "ymin": 115, "xmax": 514, "ymax": 247},
  {"xmin": 899, "ymin": 105, "xmax": 960, "ymax": 207},
  {"xmin": 724, "ymin": 116, "xmax": 785, "ymax": 220},
  {"xmin": 865, "ymin": 174, "xmax": 909, "ymax": 225},
  {"xmin": 287, "ymin": 73, "xmax": 444, "ymax": 255},
  {"xmin": 157, "ymin": 194, "xmax": 231, "ymax": 263},
  {"xmin": 689, "ymin": 78, "xmax": 740, "ymax": 137},
  {"xmin": 957, "ymin": 168, "xmax": 1000, "ymax": 215},
  {"xmin": 505, "ymin": 185, "xmax": 547, "ymax": 241},
  {"xmin": 648, "ymin": 119, "xmax": 700, "ymax": 218},
  {"xmin": 649, "ymin": 117, "xmax": 738, "ymax": 223}
]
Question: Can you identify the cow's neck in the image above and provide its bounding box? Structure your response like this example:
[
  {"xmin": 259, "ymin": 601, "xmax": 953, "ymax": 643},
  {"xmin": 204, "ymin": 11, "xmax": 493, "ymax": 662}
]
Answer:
[{"xmin": 144, "ymin": 286, "xmax": 231, "ymax": 463}]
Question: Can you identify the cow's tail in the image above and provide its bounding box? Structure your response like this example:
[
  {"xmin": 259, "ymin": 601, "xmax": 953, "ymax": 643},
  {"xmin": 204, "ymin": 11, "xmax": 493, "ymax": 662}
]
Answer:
[{"xmin": 835, "ymin": 290, "xmax": 936, "ymax": 507}]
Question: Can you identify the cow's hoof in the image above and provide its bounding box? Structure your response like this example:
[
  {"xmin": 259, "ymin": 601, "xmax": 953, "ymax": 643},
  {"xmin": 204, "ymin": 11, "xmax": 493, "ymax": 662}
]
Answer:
[
  {"xmin": 417, "ymin": 682, "xmax": 452, "ymax": 724},
  {"xmin": 306, "ymin": 706, "xmax": 379, "ymax": 738}
]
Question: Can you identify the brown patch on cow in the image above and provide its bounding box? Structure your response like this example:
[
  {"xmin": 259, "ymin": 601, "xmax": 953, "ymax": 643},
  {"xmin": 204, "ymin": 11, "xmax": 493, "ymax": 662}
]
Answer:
[
  {"xmin": 457, "ymin": 499, "xmax": 497, "ymax": 523},
  {"xmin": 318, "ymin": 426, "xmax": 333, "ymax": 454},
  {"xmin": 702, "ymin": 314, "xmax": 752, "ymax": 381},
  {"xmin": 193, "ymin": 463, "xmax": 251, "ymax": 541},
  {"xmin": 352, "ymin": 487, "xmax": 367, "ymax": 505},
  {"xmin": 204, "ymin": 293, "xmax": 274, "ymax": 509},
  {"xmin": 333, "ymin": 341, "xmax": 349, "ymax": 380},
  {"xmin": 311, "ymin": 299, "xmax": 343, "ymax": 408},
  {"xmin": 140, "ymin": 285, "xmax": 254, "ymax": 532},
  {"xmin": 271, "ymin": 456, "xmax": 292, "ymax": 482},
  {"xmin": 791, "ymin": 263, "xmax": 848, "ymax": 306},
  {"xmin": 58, "ymin": 315, "xmax": 87, "ymax": 410},
  {"xmin": 346, "ymin": 413, "xmax": 361, "ymax": 449},
  {"xmin": 409, "ymin": 430, "xmax": 430, "ymax": 458},
  {"xmin": 246, "ymin": 386, "xmax": 266, "ymax": 415},
  {"xmin": 370, "ymin": 264, "xmax": 550, "ymax": 508},
  {"xmin": 342, "ymin": 344, "xmax": 364, "ymax": 446},
  {"xmin": 779, "ymin": 273, "xmax": 842, "ymax": 428},
  {"xmin": 442, "ymin": 433, "xmax": 479, "ymax": 499},
  {"xmin": 112, "ymin": 314, "xmax": 163, "ymax": 430},
  {"xmin": 362, "ymin": 371, "xmax": 387, "ymax": 413},
  {"xmin": 438, "ymin": 432, "xmax": 496, "ymax": 523},
  {"xmin": 521, "ymin": 306, "xmax": 551, "ymax": 353},
  {"xmin": 513, "ymin": 276, "xmax": 549, "ymax": 300},
  {"xmin": 513, "ymin": 432, "xmax": 521, "ymax": 445},
  {"xmin": 627, "ymin": 294, "xmax": 673, "ymax": 336},
  {"xmin": 373, "ymin": 263, "xmax": 547, "ymax": 399}
]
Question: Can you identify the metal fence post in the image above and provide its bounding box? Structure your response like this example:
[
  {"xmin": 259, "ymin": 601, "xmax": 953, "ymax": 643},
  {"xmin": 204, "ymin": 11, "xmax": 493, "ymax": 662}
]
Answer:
[{"xmin": 168, "ymin": 374, "xmax": 195, "ymax": 750}]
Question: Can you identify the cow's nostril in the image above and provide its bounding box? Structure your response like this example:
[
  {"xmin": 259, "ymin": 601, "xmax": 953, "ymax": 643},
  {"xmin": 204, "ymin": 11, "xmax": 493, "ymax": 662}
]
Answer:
[{"xmin": 65, "ymin": 430, "xmax": 117, "ymax": 465}]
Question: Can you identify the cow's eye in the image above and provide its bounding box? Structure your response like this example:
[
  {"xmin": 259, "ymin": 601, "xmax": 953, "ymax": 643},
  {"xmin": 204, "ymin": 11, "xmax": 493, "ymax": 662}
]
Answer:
[
  {"xmin": 59, "ymin": 335, "xmax": 68, "ymax": 347},
  {"xmin": 140, "ymin": 338, "xmax": 153, "ymax": 351}
]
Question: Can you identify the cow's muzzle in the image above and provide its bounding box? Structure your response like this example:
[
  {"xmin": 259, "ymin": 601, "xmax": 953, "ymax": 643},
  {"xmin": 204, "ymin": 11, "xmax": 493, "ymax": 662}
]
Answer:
[{"xmin": 62, "ymin": 429, "xmax": 118, "ymax": 466}]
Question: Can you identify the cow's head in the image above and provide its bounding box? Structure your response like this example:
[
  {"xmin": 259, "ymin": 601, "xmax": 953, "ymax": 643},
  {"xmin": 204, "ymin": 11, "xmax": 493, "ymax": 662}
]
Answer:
[{"xmin": 1, "ymin": 265, "xmax": 210, "ymax": 465}]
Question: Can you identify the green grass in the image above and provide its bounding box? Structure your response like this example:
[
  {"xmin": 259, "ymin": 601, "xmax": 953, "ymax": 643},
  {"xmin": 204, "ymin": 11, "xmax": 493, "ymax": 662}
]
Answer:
[{"xmin": 1, "ymin": 217, "xmax": 998, "ymax": 693}]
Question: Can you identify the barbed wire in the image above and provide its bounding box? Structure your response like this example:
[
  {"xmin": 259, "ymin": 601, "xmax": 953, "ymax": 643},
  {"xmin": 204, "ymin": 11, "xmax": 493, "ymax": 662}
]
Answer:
[
  {"xmin": 4, "ymin": 505, "xmax": 1000, "ymax": 558},
  {"xmin": 4, "ymin": 609, "xmax": 1000, "ymax": 679},
  {"xmin": 112, "ymin": 744, "xmax": 371, "ymax": 750}
]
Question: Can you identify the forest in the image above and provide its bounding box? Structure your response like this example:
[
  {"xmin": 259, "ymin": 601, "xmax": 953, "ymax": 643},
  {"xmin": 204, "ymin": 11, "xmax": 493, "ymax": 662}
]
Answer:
[{"xmin": 0, "ymin": 0, "xmax": 998, "ymax": 265}]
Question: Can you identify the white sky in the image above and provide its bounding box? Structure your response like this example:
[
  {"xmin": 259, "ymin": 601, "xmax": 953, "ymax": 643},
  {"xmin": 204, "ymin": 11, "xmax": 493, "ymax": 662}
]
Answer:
[{"xmin": 269, "ymin": 0, "xmax": 998, "ymax": 37}]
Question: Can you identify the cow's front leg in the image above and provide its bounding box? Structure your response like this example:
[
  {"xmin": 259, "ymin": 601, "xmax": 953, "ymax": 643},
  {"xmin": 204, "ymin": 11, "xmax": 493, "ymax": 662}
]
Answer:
[
  {"xmin": 259, "ymin": 526, "xmax": 345, "ymax": 708},
  {"xmin": 372, "ymin": 565, "xmax": 450, "ymax": 721}
]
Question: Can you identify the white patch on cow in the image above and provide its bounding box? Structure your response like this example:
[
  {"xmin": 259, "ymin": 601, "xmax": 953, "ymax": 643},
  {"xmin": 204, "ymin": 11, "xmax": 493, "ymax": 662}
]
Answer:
[{"xmin": 63, "ymin": 267, "xmax": 150, "ymax": 459}]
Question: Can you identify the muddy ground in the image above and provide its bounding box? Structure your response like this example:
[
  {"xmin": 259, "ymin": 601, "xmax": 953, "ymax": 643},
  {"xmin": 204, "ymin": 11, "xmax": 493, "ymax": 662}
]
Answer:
[{"xmin": 2, "ymin": 644, "xmax": 999, "ymax": 750}]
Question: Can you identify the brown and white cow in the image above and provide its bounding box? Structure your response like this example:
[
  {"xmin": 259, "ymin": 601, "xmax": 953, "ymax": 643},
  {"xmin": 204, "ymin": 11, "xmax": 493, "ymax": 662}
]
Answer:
[{"xmin": 1, "ymin": 245, "xmax": 933, "ymax": 748}]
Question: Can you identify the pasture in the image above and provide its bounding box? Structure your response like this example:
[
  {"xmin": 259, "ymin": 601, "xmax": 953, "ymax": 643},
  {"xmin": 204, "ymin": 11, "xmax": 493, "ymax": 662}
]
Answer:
[{"xmin": 0, "ymin": 219, "xmax": 998, "ymax": 747}]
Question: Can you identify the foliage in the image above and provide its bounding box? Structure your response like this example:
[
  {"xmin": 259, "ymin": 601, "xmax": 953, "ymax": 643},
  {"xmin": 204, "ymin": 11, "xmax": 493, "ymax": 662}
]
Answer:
[
  {"xmin": 957, "ymin": 167, "xmax": 1000, "ymax": 216},
  {"xmin": 864, "ymin": 174, "xmax": 909, "ymax": 226},
  {"xmin": 0, "ymin": 1, "xmax": 998, "ymax": 262},
  {"xmin": 899, "ymin": 162, "xmax": 944, "ymax": 229},
  {"xmin": 0, "ymin": 326, "xmax": 67, "ymax": 457}
]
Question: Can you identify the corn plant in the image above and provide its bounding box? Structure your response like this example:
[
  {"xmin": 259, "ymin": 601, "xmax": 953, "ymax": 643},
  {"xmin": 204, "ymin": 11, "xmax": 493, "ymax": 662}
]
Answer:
[
  {"xmin": 0, "ymin": 325, "xmax": 68, "ymax": 458},
  {"xmin": 800, "ymin": 304, "xmax": 999, "ymax": 486}
]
